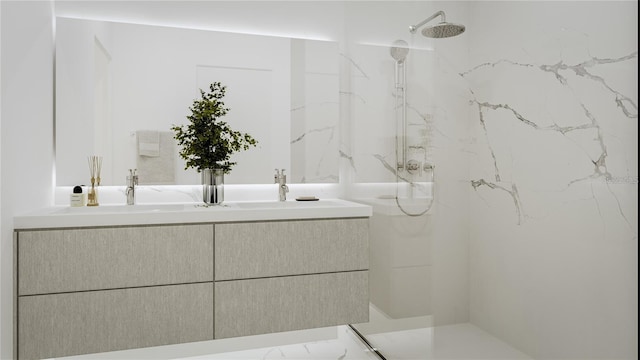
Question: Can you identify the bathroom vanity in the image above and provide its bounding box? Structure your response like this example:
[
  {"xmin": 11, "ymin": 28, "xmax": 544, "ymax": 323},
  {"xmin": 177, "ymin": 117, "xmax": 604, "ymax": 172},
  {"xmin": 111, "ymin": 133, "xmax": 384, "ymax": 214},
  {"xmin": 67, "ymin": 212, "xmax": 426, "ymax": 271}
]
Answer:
[{"xmin": 13, "ymin": 200, "xmax": 371, "ymax": 360}]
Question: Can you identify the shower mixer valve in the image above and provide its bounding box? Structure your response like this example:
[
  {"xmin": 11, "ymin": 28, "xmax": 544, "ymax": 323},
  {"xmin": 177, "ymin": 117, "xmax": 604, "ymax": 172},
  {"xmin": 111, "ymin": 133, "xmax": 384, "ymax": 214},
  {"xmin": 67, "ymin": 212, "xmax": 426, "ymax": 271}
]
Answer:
[
  {"xmin": 403, "ymin": 160, "xmax": 435, "ymax": 176},
  {"xmin": 406, "ymin": 160, "xmax": 421, "ymax": 174}
]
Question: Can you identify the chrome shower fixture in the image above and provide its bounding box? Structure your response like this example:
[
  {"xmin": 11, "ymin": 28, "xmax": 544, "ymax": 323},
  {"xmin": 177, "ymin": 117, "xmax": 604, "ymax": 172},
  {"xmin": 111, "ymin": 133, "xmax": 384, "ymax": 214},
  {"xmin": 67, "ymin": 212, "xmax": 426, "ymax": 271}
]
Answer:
[
  {"xmin": 409, "ymin": 10, "xmax": 465, "ymax": 38},
  {"xmin": 390, "ymin": 39, "xmax": 409, "ymax": 91},
  {"xmin": 389, "ymin": 39, "xmax": 409, "ymax": 172},
  {"xmin": 389, "ymin": 39, "xmax": 410, "ymax": 63}
]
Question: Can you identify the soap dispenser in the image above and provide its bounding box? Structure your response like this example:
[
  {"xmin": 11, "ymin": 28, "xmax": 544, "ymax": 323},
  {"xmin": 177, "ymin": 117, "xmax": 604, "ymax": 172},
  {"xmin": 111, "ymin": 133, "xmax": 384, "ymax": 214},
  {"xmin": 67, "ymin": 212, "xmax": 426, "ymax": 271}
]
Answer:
[{"xmin": 70, "ymin": 185, "xmax": 86, "ymax": 207}]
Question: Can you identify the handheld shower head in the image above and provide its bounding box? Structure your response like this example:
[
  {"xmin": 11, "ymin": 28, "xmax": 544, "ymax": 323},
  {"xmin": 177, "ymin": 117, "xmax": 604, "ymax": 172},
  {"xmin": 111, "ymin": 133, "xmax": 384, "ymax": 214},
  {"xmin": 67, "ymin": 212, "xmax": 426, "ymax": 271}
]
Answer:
[
  {"xmin": 409, "ymin": 10, "xmax": 465, "ymax": 38},
  {"xmin": 390, "ymin": 39, "xmax": 409, "ymax": 62}
]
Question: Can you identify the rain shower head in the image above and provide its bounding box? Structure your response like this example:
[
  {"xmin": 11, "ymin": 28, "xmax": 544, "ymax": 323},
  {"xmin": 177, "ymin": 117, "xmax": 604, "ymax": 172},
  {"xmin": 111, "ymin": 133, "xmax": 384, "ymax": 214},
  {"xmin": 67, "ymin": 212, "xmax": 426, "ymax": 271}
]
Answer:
[
  {"xmin": 409, "ymin": 10, "xmax": 465, "ymax": 38},
  {"xmin": 390, "ymin": 39, "xmax": 409, "ymax": 62},
  {"xmin": 421, "ymin": 22, "xmax": 465, "ymax": 38}
]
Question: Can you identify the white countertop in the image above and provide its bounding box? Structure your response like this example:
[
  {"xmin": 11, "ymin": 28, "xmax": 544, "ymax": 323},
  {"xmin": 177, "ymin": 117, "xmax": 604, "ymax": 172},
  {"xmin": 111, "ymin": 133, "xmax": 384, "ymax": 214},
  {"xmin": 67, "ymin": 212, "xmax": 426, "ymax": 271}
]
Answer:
[{"xmin": 14, "ymin": 199, "xmax": 372, "ymax": 229}]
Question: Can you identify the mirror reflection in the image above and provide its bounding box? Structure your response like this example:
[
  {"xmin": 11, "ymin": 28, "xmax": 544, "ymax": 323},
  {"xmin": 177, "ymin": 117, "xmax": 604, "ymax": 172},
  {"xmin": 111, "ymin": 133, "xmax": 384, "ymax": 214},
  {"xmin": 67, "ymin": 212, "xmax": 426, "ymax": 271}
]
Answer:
[{"xmin": 55, "ymin": 17, "xmax": 339, "ymax": 186}]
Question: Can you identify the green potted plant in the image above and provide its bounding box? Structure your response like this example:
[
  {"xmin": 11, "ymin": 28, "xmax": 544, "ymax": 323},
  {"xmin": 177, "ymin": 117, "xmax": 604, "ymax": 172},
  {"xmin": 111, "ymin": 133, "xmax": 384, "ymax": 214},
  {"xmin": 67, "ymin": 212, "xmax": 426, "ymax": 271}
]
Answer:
[{"xmin": 172, "ymin": 82, "xmax": 257, "ymax": 204}]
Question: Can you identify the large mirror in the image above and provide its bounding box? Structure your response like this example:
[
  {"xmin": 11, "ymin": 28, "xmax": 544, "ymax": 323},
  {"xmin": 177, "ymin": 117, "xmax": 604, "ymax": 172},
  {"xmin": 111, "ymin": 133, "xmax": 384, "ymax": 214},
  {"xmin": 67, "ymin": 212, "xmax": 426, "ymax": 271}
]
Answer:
[{"xmin": 55, "ymin": 18, "xmax": 339, "ymax": 186}]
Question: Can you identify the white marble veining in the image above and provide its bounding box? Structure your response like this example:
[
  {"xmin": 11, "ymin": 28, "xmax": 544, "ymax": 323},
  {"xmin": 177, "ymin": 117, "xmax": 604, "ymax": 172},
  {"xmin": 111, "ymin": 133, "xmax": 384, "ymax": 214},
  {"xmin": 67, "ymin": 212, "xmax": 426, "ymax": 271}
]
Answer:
[
  {"xmin": 290, "ymin": 39, "xmax": 340, "ymax": 184},
  {"xmin": 464, "ymin": 49, "xmax": 637, "ymax": 225},
  {"xmin": 463, "ymin": 2, "xmax": 637, "ymax": 359},
  {"xmin": 181, "ymin": 327, "xmax": 377, "ymax": 360},
  {"xmin": 340, "ymin": 3, "xmax": 636, "ymax": 358},
  {"xmin": 54, "ymin": 313, "xmax": 529, "ymax": 360},
  {"xmin": 344, "ymin": 42, "xmax": 439, "ymax": 185}
]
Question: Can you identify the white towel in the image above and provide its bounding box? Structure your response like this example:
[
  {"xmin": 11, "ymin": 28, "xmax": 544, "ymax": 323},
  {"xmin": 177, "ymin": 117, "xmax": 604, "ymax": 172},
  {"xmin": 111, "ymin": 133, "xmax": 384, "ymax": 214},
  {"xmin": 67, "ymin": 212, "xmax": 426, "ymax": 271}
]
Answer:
[
  {"xmin": 137, "ymin": 130, "xmax": 160, "ymax": 157},
  {"xmin": 137, "ymin": 131, "xmax": 176, "ymax": 184}
]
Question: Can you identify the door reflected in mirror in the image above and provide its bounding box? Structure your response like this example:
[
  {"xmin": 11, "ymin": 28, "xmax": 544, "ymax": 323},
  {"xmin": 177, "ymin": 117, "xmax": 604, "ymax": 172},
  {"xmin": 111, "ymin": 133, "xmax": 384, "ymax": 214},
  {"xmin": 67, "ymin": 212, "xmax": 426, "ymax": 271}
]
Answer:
[{"xmin": 55, "ymin": 18, "xmax": 339, "ymax": 186}]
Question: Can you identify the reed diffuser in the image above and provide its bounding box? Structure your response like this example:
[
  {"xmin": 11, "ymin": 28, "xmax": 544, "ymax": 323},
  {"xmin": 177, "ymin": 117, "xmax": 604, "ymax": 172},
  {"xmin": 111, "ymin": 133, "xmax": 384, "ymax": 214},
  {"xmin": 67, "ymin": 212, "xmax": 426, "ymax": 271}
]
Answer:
[{"xmin": 87, "ymin": 155, "xmax": 102, "ymax": 206}]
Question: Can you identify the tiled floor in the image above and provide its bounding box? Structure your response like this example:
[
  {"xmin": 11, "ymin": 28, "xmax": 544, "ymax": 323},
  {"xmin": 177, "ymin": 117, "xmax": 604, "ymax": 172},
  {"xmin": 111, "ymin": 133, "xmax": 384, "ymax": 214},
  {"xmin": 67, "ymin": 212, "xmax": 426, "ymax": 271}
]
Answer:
[
  {"xmin": 60, "ymin": 323, "xmax": 530, "ymax": 360},
  {"xmin": 359, "ymin": 324, "xmax": 532, "ymax": 360},
  {"xmin": 60, "ymin": 311, "xmax": 530, "ymax": 360},
  {"xmin": 179, "ymin": 326, "xmax": 379, "ymax": 360},
  {"xmin": 177, "ymin": 324, "xmax": 531, "ymax": 360}
]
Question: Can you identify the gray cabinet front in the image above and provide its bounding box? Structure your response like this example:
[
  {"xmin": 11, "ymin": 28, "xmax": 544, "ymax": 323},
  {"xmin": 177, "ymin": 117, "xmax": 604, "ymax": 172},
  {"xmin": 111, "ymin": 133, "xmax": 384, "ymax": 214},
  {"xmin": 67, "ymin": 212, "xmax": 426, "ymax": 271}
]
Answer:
[
  {"xmin": 18, "ymin": 282, "xmax": 214, "ymax": 360},
  {"xmin": 215, "ymin": 219, "xmax": 368, "ymax": 281},
  {"xmin": 215, "ymin": 271, "xmax": 368, "ymax": 338},
  {"xmin": 15, "ymin": 218, "xmax": 370, "ymax": 358},
  {"xmin": 18, "ymin": 224, "xmax": 213, "ymax": 295}
]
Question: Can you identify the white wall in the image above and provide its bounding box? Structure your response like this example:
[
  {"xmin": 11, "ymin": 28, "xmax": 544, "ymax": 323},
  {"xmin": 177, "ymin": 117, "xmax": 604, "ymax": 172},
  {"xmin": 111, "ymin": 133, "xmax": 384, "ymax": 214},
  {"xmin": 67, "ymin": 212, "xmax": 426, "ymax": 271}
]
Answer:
[
  {"xmin": 465, "ymin": 2, "xmax": 638, "ymax": 359},
  {"xmin": 0, "ymin": 8, "xmax": 3, "ymax": 355},
  {"xmin": 55, "ymin": 17, "xmax": 108, "ymax": 186},
  {"xmin": 57, "ymin": 18, "xmax": 318, "ymax": 186},
  {"xmin": 0, "ymin": 1, "xmax": 55, "ymax": 358},
  {"xmin": 0, "ymin": 2, "xmax": 3, "ymax": 309}
]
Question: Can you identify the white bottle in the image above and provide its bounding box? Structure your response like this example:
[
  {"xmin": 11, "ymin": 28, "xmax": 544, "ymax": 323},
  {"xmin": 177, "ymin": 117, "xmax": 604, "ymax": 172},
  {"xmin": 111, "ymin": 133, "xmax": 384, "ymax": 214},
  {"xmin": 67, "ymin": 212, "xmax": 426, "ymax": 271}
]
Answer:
[{"xmin": 70, "ymin": 185, "xmax": 86, "ymax": 207}]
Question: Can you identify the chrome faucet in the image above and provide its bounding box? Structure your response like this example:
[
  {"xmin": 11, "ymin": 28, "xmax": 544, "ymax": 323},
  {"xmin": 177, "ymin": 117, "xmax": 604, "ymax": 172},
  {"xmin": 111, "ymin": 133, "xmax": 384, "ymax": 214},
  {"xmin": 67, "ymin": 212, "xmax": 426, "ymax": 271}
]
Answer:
[
  {"xmin": 126, "ymin": 169, "xmax": 138, "ymax": 205},
  {"xmin": 274, "ymin": 168, "xmax": 289, "ymax": 201}
]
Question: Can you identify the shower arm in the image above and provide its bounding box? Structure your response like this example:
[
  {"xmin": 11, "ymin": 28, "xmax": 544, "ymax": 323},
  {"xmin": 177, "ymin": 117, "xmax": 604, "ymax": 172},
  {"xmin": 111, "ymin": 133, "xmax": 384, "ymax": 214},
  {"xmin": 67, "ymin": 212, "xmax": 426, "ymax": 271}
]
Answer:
[{"xmin": 409, "ymin": 10, "xmax": 445, "ymax": 33}]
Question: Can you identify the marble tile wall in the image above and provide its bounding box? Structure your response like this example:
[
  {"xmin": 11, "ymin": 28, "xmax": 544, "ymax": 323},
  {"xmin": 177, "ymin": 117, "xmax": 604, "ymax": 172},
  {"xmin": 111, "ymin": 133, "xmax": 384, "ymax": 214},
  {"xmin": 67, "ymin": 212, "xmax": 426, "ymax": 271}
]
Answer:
[
  {"xmin": 463, "ymin": 2, "xmax": 637, "ymax": 358},
  {"xmin": 290, "ymin": 39, "xmax": 340, "ymax": 183},
  {"xmin": 342, "ymin": 2, "xmax": 636, "ymax": 358}
]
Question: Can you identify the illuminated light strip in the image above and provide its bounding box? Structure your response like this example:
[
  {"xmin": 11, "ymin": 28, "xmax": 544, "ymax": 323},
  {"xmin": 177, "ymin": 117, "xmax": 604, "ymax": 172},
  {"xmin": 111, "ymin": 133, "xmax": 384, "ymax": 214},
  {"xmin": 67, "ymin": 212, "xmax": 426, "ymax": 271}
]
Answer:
[{"xmin": 55, "ymin": 15, "xmax": 334, "ymax": 42}]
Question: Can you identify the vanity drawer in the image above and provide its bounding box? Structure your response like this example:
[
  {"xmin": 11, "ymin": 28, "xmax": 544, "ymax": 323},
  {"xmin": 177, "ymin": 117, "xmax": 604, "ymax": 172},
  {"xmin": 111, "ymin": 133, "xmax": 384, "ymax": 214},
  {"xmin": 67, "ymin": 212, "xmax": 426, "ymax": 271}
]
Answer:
[
  {"xmin": 214, "ymin": 218, "xmax": 368, "ymax": 280},
  {"xmin": 18, "ymin": 282, "xmax": 214, "ymax": 360},
  {"xmin": 214, "ymin": 271, "xmax": 368, "ymax": 338},
  {"xmin": 17, "ymin": 224, "xmax": 213, "ymax": 295}
]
